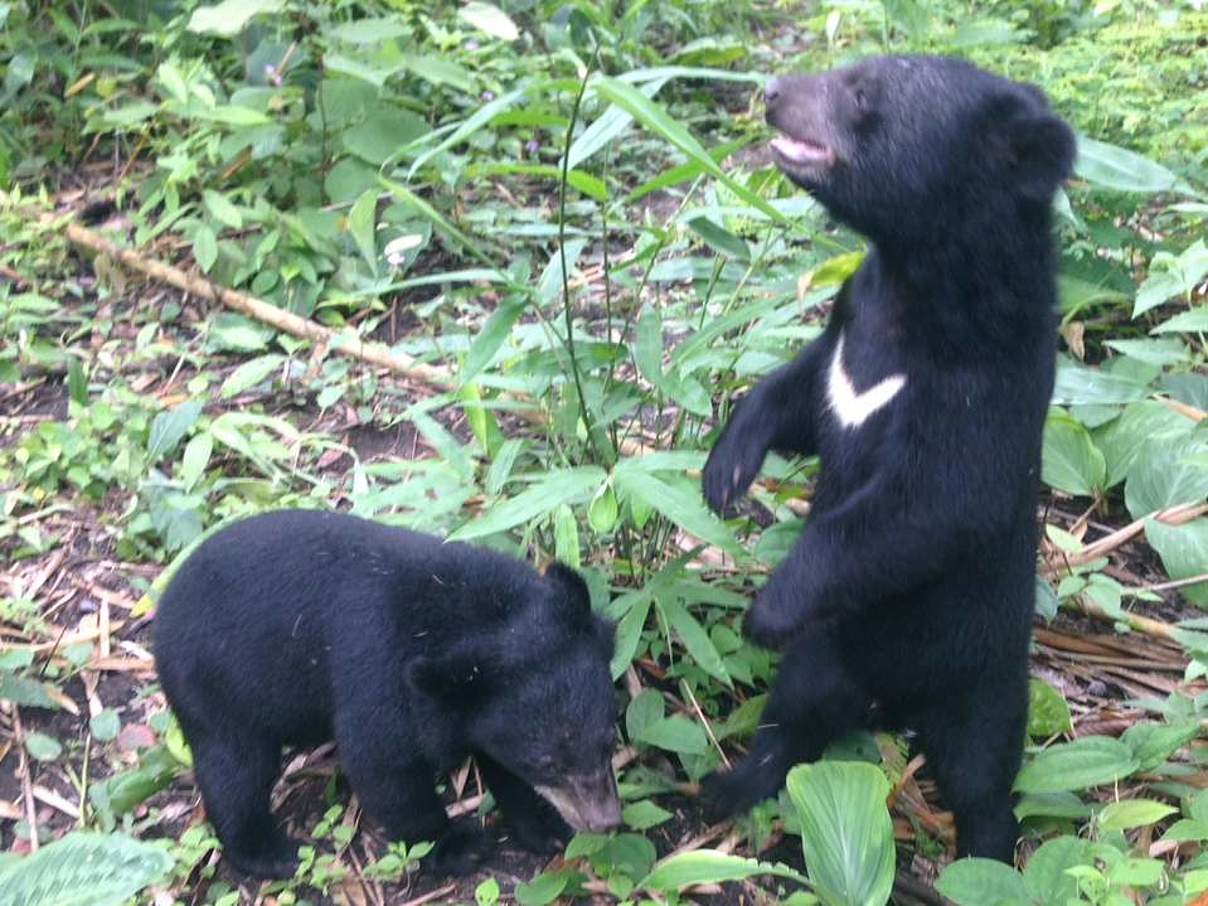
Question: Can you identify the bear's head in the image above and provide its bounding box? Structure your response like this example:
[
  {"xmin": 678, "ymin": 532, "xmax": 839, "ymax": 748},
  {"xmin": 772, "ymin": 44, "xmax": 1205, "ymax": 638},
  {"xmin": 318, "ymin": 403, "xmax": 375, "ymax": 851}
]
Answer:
[
  {"xmin": 765, "ymin": 55, "xmax": 1076, "ymax": 250},
  {"xmin": 409, "ymin": 562, "xmax": 621, "ymax": 833}
]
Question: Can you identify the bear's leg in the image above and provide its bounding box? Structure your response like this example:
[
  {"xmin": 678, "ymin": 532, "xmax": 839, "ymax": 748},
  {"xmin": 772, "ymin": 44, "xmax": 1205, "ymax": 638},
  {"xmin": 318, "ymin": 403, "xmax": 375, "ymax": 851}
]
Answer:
[
  {"xmin": 703, "ymin": 629, "xmax": 867, "ymax": 816},
  {"xmin": 476, "ymin": 754, "xmax": 570, "ymax": 854},
  {"xmin": 337, "ymin": 726, "xmax": 490, "ymax": 877},
  {"xmin": 916, "ymin": 680, "xmax": 1026, "ymax": 863},
  {"xmin": 190, "ymin": 733, "xmax": 295, "ymax": 878}
]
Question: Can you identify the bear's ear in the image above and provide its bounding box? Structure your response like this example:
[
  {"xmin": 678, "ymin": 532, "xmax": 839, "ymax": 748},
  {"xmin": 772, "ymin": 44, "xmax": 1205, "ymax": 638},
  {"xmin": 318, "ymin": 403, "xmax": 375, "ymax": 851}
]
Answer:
[
  {"xmin": 1006, "ymin": 111, "xmax": 1076, "ymax": 202},
  {"xmin": 407, "ymin": 649, "xmax": 489, "ymax": 706},
  {"xmin": 991, "ymin": 88, "xmax": 1076, "ymax": 203},
  {"xmin": 543, "ymin": 561, "xmax": 593, "ymax": 620}
]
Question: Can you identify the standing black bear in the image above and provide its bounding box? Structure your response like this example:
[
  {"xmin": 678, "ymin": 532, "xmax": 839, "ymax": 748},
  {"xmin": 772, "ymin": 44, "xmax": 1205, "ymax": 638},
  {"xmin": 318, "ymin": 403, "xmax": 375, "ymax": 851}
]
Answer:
[
  {"xmin": 701, "ymin": 56, "xmax": 1075, "ymax": 862},
  {"xmin": 153, "ymin": 509, "xmax": 621, "ymax": 878}
]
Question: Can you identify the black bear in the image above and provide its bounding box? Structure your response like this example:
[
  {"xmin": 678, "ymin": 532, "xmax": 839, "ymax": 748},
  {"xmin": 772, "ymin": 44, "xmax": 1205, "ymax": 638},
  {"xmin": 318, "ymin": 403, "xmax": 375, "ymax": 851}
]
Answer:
[
  {"xmin": 153, "ymin": 509, "xmax": 621, "ymax": 878},
  {"xmin": 701, "ymin": 55, "xmax": 1075, "ymax": 862}
]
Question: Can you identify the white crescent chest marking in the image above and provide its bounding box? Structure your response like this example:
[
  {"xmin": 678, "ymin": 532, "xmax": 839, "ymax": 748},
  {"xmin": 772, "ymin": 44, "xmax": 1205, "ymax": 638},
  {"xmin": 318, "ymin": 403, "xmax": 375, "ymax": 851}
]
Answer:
[{"xmin": 826, "ymin": 331, "xmax": 906, "ymax": 429}]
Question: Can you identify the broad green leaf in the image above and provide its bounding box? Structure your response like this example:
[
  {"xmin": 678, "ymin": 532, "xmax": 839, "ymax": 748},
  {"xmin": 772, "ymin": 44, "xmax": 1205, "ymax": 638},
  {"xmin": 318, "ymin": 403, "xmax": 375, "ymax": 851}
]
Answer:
[
  {"xmin": 1122, "ymin": 720, "xmax": 1202, "ymax": 771},
  {"xmin": 1124, "ymin": 433, "xmax": 1208, "ymax": 518},
  {"xmin": 1027, "ymin": 679, "xmax": 1072, "ymax": 738},
  {"xmin": 1013, "ymin": 736, "xmax": 1138, "ymax": 794},
  {"xmin": 449, "ymin": 467, "xmax": 606, "ymax": 541},
  {"xmin": 1103, "ymin": 337, "xmax": 1189, "ymax": 367},
  {"xmin": 1134, "ymin": 241, "xmax": 1208, "ymax": 317},
  {"xmin": 1052, "ymin": 359, "xmax": 1148, "ymax": 406},
  {"xmin": 553, "ymin": 504, "xmax": 580, "ymax": 569},
  {"xmin": 1021, "ymin": 836, "xmax": 1093, "ymax": 903},
  {"xmin": 202, "ymin": 189, "xmax": 242, "ymax": 229},
  {"xmin": 513, "ymin": 871, "xmax": 568, "ymax": 906},
  {"xmin": 614, "ymin": 465, "xmax": 742, "ymax": 558},
  {"xmin": 408, "ymin": 87, "xmax": 529, "ymax": 177},
  {"xmin": 659, "ymin": 596, "xmax": 731, "ymax": 687},
  {"xmin": 641, "ymin": 850, "xmax": 807, "ymax": 892},
  {"xmin": 485, "ymin": 438, "xmax": 525, "ymax": 497},
  {"xmin": 1075, "ymin": 135, "xmax": 1182, "ymax": 194},
  {"xmin": 636, "ymin": 716, "xmax": 708, "ymax": 755},
  {"xmin": 147, "ymin": 401, "xmax": 202, "ymax": 461},
  {"xmin": 587, "ymin": 482, "xmax": 619, "ymax": 534},
  {"xmin": 1095, "ymin": 400, "xmax": 1195, "ymax": 488},
  {"xmin": 634, "ymin": 305, "xmax": 664, "ymax": 386},
  {"xmin": 0, "ymin": 674, "xmax": 58, "ymax": 709},
  {"xmin": 0, "ymin": 832, "xmax": 173, "ymax": 906},
  {"xmin": 1097, "ymin": 799, "xmax": 1177, "ymax": 831},
  {"xmin": 787, "ymin": 762, "xmax": 895, "ymax": 906},
  {"xmin": 1145, "ymin": 520, "xmax": 1208, "ymax": 608},
  {"xmin": 686, "ymin": 216, "xmax": 749, "ymax": 261},
  {"xmin": 1041, "ymin": 411, "xmax": 1106, "ymax": 496},
  {"xmin": 179, "ymin": 433, "xmax": 212, "ymax": 492},
  {"xmin": 402, "ymin": 55, "xmax": 475, "ymax": 93},
  {"xmin": 1151, "ymin": 306, "xmax": 1208, "ymax": 335},
  {"xmin": 343, "ymin": 108, "xmax": 430, "ymax": 165},
  {"xmin": 192, "ymin": 224, "xmax": 217, "ymax": 273},
  {"xmin": 458, "ymin": 2, "xmax": 519, "ymax": 40},
  {"xmin": 460, "ymin": 296, "xmax": 526, "ymax": 386},
  {"xmin": 610, "ymin": 594, "xmax": 651, "ymax": 679},
  {"xmin": 625, "ymin": 688, "xmax": 664, "ymax": 741},
  {"xmin": 25, "ymin": 731, "xmax": 62, "ymax": 761},
  {"xmin": 622, "ymin": 800, "xmax": 673, "ymax": 830},
  {"xmin": 221, "ymin": 353, "xmax": 285, "ymax": 398},
  {"xmin": 936, "ymin": 858, "xmax": 1028, "ymax": 906},
  {"xmin": 187, "ymin": 0, "xmax": 284, "ymax": 36},
  {"xmin": 348, "ymin": 189, "xmax": 378, "ymax": 271},
  {"xmin": 90, "ymin": 710, "xmax": 122, "ymax": 743}
]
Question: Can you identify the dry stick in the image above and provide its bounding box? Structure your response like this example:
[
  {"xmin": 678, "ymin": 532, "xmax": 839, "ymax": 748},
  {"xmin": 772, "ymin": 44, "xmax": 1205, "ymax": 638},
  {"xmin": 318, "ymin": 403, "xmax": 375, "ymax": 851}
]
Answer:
[
  {"xmin": 1049, "ymin": 501, "xmax": 1208, "ymax": 572},
  {"xmin": 57, "ymin": 220, "xmax": 455, "ymax": 390},
  {"xmin": 12, "ymin": 708, "xmax": 39, "ymax": 852}
]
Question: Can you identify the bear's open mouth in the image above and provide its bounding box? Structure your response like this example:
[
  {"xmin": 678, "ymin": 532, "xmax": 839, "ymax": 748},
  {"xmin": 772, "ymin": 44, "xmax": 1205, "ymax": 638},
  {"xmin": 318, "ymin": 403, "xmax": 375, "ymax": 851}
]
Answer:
[{"xmin": 770, "ymin": 134, "xmax": 835, "ymax": 169}]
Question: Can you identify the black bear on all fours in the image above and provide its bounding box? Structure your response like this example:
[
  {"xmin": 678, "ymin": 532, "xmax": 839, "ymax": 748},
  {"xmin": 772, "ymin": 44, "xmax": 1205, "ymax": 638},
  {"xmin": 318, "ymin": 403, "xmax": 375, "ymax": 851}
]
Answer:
[
  {"xmin": 701, "ymin": 56, "xmax": 1076, "ymax": 862},
  {"xmin": 153, "ymin": 509, "xmax": 621, "ymax": 879}
]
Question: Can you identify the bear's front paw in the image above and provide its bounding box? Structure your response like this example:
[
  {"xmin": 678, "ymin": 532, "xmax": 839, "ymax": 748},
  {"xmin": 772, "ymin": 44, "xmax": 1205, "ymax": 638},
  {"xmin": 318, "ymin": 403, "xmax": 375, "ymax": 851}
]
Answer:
[
  {"xmin": 223, "ymin": 836, "xmax": 301, "ymax": 880},
  {"xmin": 429, "ymin": 823, "xmax": 493, "ymax": 877},
  {"xmin": 741, "ymin": 595, "xmax": 803, "ymax": 651},
  {"xmin": 700, "ymin": 767, "xmax": 777, "ymax": 821},
  {"xmin": 506, "ymin": 808, "xmax": 572, "ymax": 856},
  {"xmin": 702, "ymin": 430, "xmax": 768, "ymax": 516}
]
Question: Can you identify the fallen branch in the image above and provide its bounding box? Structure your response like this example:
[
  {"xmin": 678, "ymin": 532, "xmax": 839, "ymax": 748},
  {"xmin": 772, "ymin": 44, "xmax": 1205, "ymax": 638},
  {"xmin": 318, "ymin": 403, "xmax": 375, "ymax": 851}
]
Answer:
[{"xmin": 1046, "ymin": 501, "xmax": 1208, "ymax": 573}]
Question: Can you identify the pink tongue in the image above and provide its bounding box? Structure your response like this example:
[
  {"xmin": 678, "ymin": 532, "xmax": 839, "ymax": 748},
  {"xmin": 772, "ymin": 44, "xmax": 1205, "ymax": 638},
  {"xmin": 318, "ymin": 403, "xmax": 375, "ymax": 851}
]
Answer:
[{"xmin": 771, "ymin": 136, "xmax": 828, "ymax": 164}]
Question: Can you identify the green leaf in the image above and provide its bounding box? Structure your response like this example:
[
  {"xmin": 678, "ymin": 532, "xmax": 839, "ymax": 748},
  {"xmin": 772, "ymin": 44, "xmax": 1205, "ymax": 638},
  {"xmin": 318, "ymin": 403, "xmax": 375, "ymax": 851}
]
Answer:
[
  {"xmin": 1098, "ymin": 799, "xmax": 1177, "ymax": 831},
  {"xmin": 1041, "ymin": 410, "xmax": 1106, "ymax": 496},
  {"xmin": 659, "ymin": 596, "xmax": 731, "ymax": 687},
  {"xmin": 1013, "ymin": 736, "xmax": 1139, "ymax": 794},
  {"xmin": 1027, "ymin": 679, "xmax": 1072, "ymax": 738},
  {"xmin": 1124, "ymin": 433, "xmax": 1208, "ymax": 518},
  {"xmin": 641, "ymin": 850, "xmax": 806, "ymax": 893},
  {"xmin": 936, "ymin": 858, "xmax": 1028, "ymax": 906},
  {"xmin": 475, "ymin": 877, "xmax": 500, "ymax": 906},
  {"xmin": 147, "ymin": 401, "xmax": 202, "ymax": 461},
  {"xmin": 343, "ymin": 108, "xmax": 430, "ymax": 165},
  {"xmin": 193, "ymin": 224, "xmax": 217, "ymax": 273},
  {"xmin": 66, "ymin": 359, "xmax": 88, "ymax": 406},
  {"xmin": 587, "ymin": 482, "xmax": 619, "ymax": 534},
  {"xmin": 625, "ymin": 689, "xmax": 664, "ymax": 741},
  {"xmin": 1095, "ymin": 400, "xmax": 1197, "ymax": 488},
  {"xmin": 448, "ymin": 467, "xmax": 606, "ymax": 541},
  {"xmin": 610, "ymin": 595, "xmax": 651, "ymax": 680},
  {"xmin": 686, "ymin": 216, "xmax": 749, "ymax": 261},
  {"xmin": 1134, "ymin": 241, "xmax": 1208, "ymax": 317},
  {"xmin": 553, "ymin": 504, "xmax": 580, "ymax": 569},
  {"xmin": 614, "ymin": 465, "xmax": 742, "ymax": 558},
  {"xmin": 0, "ymin": 674, "xmax": 58, "ymax": 709},
  {"xmin": 221, "ymin": 353, "xmax": 285, "ymax": 398},
  {"xmin": 635, "ymin": 716, "xmax": 708, "ymax": 755},
  {"xmin": 1021, "ymin": 836, "xmax": 1093, "ymax": 903},
  {"xmin": 1151, "ymin": 306, "xmax": 1208, "ymax": 335},
  {"xmin": 460, "ymin": 296, "xmax": 526, "ymax": 386},
  {"xmin": 458, "ymin": 1, "xmax": 519, "ymax": 40},
  {"xmin": 348, "ymin": 189, "xmax": 378, "ymax": 272},
  {"xmin": 513, "ymin": 871, "xmax": 568, "ymax": 906},
  {"xmin": 202, "ymin": 189, "xmax": 242, "ymax": 229},
  {"xmin": 634, "ymin": 305, "xmax": 664, "ymax": 387},
  {"xmin": 1145, "ymin": 519, "xmax": 1208, "ymax": 608},
  {"xmin": 1075, "ymin": 135, "xmax": 1182, "ymax": 194},
  {"xmin": 786, "ymin": 762, "xmax": 895, "ymax": 906},
  {"xmin": 186, "ymin": 0, "xmax": 284, "ymax": 36},
  {"xmin": 0, "ymin": 832, "xmax": 173, "ymax": 906},
  {"xmin": 623, "ymin": 800, "xmax": 673, "ymax": 830},
  {"xmin": 591, "ymin": 76, "xmax": 785, "ymax": 225},
  {"xmin": 25, "ymin": 731, "xmax": 62, "ymax": 762},
  {"xmin": 1123, "ymin": 720, "xmax": 1202, "ymax": 772},
  {"xmin": 89, "ymin": 710, "xmax": 122, "ymax": 743}
]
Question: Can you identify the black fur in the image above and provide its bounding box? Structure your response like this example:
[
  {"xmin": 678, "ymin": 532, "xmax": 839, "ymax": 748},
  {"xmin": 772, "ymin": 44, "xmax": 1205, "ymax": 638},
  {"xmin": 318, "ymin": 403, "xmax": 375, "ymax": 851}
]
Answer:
[
  {"xmin": 153, "ymin": 509, "xmax": 620, "ymax": 879},
  {"xmin": 702, "ymin": 56, "xmax": 1075, "ymax": 862}
]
